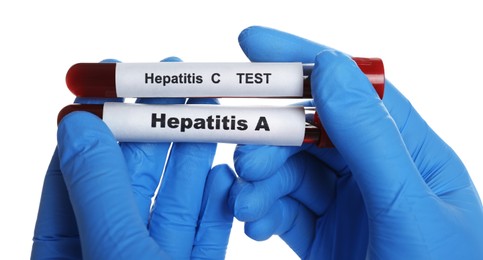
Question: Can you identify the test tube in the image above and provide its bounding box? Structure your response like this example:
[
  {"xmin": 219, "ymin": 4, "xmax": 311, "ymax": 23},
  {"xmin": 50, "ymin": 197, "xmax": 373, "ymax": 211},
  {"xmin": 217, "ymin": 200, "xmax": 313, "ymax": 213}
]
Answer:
[
  {"xmin": 66, "ymin": 58, "xmax": 384, "ymax": 99},
  {"xmin": 58, "ymin": 102, "xmax": 331, "ymax": 147}
]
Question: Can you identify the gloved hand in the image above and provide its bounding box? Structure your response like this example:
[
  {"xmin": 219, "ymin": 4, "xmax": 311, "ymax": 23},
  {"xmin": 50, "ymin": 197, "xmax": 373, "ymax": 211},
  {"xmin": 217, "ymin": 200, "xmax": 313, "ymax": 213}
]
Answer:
[
  {"xmin": 229, "ymin": 26, "xmax": 483, "ymax": 259},
  {"xmin": 31, "ymin": 57, "xmax": 235, "ymax": 259}
]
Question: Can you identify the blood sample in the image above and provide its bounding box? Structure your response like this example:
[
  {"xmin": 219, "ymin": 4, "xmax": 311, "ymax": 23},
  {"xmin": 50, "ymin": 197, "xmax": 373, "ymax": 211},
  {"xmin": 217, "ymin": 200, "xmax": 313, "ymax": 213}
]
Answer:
[
  {"xmin": 66, "ymin": 58, "xmax": 384, "ymax": 98},
  {"xmin": 58, "ymin": 102, "xmax": 332, "ymax": 147}
]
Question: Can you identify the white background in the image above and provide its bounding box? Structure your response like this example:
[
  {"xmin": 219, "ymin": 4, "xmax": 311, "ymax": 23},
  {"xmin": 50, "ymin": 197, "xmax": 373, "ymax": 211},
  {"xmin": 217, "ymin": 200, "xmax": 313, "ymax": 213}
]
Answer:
[{"xmin": 1, "ymin": 1, "xmax": 482, "ymax": 259}]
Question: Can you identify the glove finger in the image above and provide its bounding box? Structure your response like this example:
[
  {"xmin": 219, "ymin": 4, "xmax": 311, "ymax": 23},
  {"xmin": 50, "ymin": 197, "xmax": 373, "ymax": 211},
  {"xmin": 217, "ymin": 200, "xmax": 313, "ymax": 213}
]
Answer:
[
  {"xmin": 149, "ymin": 143, "xmax": 217, "ymax": 258},
  {"xmin": 57, "ymin": 112, "xmax": 164, "ymax": 259},
  {"xmin": 244, "ymin": 197, "xmax": 315, "ymax": 259},
  {"xmin": 31, "ymin": 149, "xmax": 82, "ymax": 258},
  {"xmin": 191, "ymin": 164, "xmax": 236, "ymax": 260},
  {"xmin": 32, "ymin": 58, "xmax": 135, "ymax": 258},
  {"xmin": 158, "ymin": 56, "xmax": 182, "ymax": 62},
  {"xmin": 118, "ymin": 56, "xmax": 187, "ymax": 225},
  {"xmin": 311, "ymin": 50, "xmax": 434, "ymax": 219},
  {"xmin": 238, "ymin": 26, "xmax": 332, "ymax": 62},
  {"xmin": 230, "ymin": 152, "xmax": 337, "ymax": 222},
  {"xmin": 119, "ymin": 119, "xmax": 176, "ymax": 226},
  {"xmin": 149, "ymin": 121, "xmax": 218, "ymax": 259}
]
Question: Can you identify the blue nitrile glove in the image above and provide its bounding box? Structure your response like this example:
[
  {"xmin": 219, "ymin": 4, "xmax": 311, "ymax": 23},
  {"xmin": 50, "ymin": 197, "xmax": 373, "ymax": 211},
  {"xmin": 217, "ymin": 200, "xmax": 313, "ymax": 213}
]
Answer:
[
  {"xmin": 31, "ymin": 57, "xmax": 235, "ymax": 260},
  {"xmin": 229, "ymin": 26, "xmax": 483, "ymax": 259}
]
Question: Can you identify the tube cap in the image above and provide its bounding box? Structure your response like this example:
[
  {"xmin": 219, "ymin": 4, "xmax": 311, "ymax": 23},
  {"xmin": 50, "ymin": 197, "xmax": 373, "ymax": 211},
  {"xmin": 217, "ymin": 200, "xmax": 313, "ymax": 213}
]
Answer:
[{"xmin": 353, "ymin": 57, "xmax": 385, "ymax": 99}]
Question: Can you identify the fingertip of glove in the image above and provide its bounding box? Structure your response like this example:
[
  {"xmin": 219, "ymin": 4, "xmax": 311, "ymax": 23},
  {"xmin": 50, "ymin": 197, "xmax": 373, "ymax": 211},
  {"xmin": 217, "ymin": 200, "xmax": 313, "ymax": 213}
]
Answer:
[
  {"xmin": 160, "ymin": 56, "xmax": 182, "ymax": 62},
  {"xmin": 245, "ymin": 221, "xmax": 274, "ymax": 241},
  {"xmin": 311, "ymin": 50, "xmax": 374, "ymax": 109},
  {"xmin": 211, "ymin": 163, "xmax": 235, "ymax": 174},
  {"xmin": 199, "ymin": 164, "xmax": 236, "ymax": 219},
  {"xmin": 243, "ymin": 199, "xmax": 290, "ymax": 241},
  {"xmin": 238, "ymin": 25, "xmax": 264, "ymax": 44},
  {"xmin": 228, "ymin": 179, "xmax": 261, "ymax": 222},
  {"xmin": 238, "ymin": 26, "xmax": 264, "ymax": 61},
  {"xmin": 238, "ymin": 25, "xmax": 330, "ymax": 64},
  {"xmin": 312, "ymin": 50, "xmax": 352, "ymax": 79},
  {"xmin": 57, "ymin": 111, "xmax": 115, "ymax": 154},
  {"xmin": 238, "ymin": 25, "xmax": 285, "ymax": 44},
  {"xmin": 208, "ymin": 164, "xmax": 236, "ymax": 188},
  {"xmin": 100, "ymin": 58, "xmax": 120, "ymax": 63},
  {"xmin": 314, "ymin": 49, "xmax": 340, "ymax": 63},
  {"xmin": 238, "ymin": 26, "xmax": 289, "ymax": 62}
]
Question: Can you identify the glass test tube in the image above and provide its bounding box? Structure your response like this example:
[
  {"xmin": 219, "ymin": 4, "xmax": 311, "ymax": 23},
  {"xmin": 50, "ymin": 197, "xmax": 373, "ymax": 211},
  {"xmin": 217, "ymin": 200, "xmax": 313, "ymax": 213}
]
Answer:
[
  {"xmin": 58, "ymin": 102, "xmax": 331, "ymax": 147},
  {"xmin": 65, "ymin": 58, "xmax": 384, "ymax": 99}
]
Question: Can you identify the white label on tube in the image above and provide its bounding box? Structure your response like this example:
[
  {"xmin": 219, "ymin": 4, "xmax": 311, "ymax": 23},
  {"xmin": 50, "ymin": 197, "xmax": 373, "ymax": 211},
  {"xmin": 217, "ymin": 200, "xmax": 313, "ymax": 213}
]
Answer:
[
  {"xmin": 115, "ymin": 62, "xmax": 304, "ymax": 97},
  {"xmin": 102, "ymin": 102, "xmax": 306, "ymax": 146}
]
